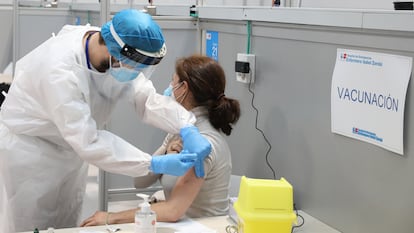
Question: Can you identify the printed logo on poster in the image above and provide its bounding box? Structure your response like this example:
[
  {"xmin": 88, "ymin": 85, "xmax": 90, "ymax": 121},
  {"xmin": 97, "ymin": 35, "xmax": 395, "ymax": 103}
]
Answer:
[
  {"xmin": 338, "ymin": 51, "xmax": 383, "ymax": 67},
  {"xmin": 352, "ymin": 127, "xmax": 383, "ymax": 142}
]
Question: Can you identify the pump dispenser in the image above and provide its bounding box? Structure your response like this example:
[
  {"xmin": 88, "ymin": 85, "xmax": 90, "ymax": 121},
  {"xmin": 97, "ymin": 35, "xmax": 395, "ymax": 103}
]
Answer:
[{"xmin": 135, "ymin": 193, "xmax": 156, "ymax": 233}]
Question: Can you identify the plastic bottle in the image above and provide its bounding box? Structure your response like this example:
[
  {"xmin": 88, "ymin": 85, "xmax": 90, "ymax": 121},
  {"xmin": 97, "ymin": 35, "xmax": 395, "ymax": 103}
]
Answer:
[{"xmin": 135, "ymin": 193, "xmax": 156, "ymax": 233}]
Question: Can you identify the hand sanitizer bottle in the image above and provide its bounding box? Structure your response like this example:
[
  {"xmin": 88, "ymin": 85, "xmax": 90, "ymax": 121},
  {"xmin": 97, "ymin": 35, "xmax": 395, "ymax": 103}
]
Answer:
[{"xmin": 135, "ymin": 193, "xmax": 156, "ymax": 233}]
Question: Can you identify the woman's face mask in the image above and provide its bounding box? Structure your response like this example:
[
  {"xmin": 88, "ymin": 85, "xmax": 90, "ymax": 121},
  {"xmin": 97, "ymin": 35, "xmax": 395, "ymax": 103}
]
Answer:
[
  {"xmin": 163, "ymin": 84, "xmax": 174, "ymax": 97},
  {"xmin": 163, "ymin": 82, "xmax": 184, "ymax": 101}
]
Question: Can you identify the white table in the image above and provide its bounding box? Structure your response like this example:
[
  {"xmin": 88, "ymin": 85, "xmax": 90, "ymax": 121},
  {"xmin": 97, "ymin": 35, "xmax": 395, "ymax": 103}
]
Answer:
[{"xmin": 20, "ymin": 211, "xmax": 340, "ymax": 233}]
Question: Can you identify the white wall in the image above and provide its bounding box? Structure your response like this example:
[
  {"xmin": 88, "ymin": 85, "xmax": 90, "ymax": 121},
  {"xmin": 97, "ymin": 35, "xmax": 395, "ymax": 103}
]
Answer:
[
  {"xmin": 0, "ymin": 7, "xmax": 12, "ymax": 72},
  {"xmin": 202, "ymin": 0, "xmax": 270, "ymax": 6},
  {"xmin": 2, "ymin": 0, "xmax": 398, "ymax": 9},
  {"xmin": 201, "ymin": 0, "xmax": 397, "ymax": 9},
  {"xmin": 73, "ymin": 0, "xmax": 196, "ymax": 5},
  {"xmin": 198, "ymin": 17, "xmax": 414, "ymax": 233},
  {"xmin": 4, "ymin": 0, "xmax": 196, "ymax": 5},
  {"xmin": 204, "ymin": 0, "xmax": 390, "ymax": 9},
  {"xmin": 300, "ymin": 0, "xmax": 395, "ymax": 10}
]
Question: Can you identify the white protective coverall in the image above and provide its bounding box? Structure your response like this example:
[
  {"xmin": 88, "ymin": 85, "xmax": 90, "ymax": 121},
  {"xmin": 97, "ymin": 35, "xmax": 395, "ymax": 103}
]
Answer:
[
  {"xmin": 0, "ymin": 25, "xmax": 195, "ymax": 231},
  {"xmin": 0, "ymin": 155, "xmax": 14, "ymax": 233}
]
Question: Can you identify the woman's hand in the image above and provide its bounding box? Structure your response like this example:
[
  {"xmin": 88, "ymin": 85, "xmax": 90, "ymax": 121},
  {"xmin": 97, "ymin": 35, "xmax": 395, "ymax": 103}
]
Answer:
[
  {"xmin": 80, "ymin": 211, "xmax": 109, "ymax": 227},
  {"xmin": 166, "ymin": 135, "xmax": 183, "ymax": 154}
]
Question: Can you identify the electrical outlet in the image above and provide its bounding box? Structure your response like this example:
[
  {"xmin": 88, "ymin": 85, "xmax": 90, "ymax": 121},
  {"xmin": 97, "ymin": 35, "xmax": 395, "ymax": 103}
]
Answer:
[{"xmin": 236, "ymin": 53, "xmax": 255, "ymax": 83}]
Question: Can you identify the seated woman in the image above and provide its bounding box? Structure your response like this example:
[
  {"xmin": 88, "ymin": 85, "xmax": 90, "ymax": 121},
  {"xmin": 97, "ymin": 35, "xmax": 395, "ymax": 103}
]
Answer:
[{"xmin": 81, "ymin": 54, "xmax": 240, "ymax": 226}]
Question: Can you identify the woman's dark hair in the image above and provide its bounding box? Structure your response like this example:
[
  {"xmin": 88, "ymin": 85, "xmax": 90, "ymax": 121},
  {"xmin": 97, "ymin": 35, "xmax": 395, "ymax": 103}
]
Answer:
[{"xmin": 175, "ymin": 55, "xmax": 240, "ymax": 136}]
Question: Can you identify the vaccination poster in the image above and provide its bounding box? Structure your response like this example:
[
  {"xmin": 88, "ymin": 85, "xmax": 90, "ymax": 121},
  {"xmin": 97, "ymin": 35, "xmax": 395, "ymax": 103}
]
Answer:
[
  {"xmin": 206, "ymin": 31, "xmax": 218, "ymax": 61},
  {"xmin": 331, "ymin": 48, "xmax": 412, "ymax": 155}
]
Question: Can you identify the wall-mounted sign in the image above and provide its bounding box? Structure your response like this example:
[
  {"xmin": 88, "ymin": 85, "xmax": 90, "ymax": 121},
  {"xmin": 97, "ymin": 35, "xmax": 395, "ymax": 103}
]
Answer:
[
  {"xmin": 206, "ymin": 31, "xmax": 218, "ymax": 61},
  {"xmin": 331, "ymin": 48, "xmax": 412, "ymax": 155}
]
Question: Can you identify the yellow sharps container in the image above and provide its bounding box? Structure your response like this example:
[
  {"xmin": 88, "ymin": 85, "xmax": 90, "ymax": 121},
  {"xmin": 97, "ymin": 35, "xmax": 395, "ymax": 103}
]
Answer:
[{"xmin": 233, "ymin": 176, "xmax": 297, "ymax": 233}]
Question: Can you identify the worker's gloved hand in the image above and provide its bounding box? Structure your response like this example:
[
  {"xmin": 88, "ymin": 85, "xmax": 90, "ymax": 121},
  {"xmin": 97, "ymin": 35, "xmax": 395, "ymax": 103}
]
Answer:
[
  {"xmin": 150, "ymin": 152, "xmax": 196, "ymax": 176},
  {"xmin": 180, "ymin": 125, "xmax": 212, "ymax": 178}
]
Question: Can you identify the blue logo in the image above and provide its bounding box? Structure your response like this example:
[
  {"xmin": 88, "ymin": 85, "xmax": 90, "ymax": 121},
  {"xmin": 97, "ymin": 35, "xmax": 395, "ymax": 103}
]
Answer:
[
  {"xmin": 352, "ymin": 127, "xmax": 383, "ymax": 142},
  {"xmin": 340, "ymin": 52, "xmax": 383, "ymax": 67}
]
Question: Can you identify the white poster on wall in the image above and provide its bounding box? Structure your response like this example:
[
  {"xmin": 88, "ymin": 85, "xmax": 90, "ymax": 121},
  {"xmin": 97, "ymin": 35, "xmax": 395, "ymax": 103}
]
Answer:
[{"xmin": 331, "ymin": 49, "xmax": 412, "ymax": 155}]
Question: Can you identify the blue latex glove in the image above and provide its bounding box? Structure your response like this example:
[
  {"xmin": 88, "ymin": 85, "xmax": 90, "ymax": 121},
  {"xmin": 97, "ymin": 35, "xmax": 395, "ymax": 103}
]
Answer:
[
  {"xmin": 180, "ymin": 126, "xmax": 212, "ymax": 178},
  {"xmin": 150, "ymin": 152, "xmax": 196, "ymax": 176}
]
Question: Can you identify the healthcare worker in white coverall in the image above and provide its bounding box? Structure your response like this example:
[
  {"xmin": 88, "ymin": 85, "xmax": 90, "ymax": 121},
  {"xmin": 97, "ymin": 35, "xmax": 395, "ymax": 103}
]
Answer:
[{"xmin": 0, "ymin": 9, "xmax": 211, "ymax": 232}]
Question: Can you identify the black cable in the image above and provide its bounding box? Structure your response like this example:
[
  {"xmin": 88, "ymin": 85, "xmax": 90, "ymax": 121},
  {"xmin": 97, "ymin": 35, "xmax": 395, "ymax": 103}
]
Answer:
[
  {"xmin": 291, "ymin": 203, "xmax": 305, "ymax": 232},
  {"xmin": 247, "ymin": 72, "xmax": 276, "ymax": 180}
]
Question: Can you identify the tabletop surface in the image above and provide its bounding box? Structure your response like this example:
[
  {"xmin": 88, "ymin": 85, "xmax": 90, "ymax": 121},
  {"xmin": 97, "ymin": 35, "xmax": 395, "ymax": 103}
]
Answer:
[{"xmin": 20, "ymin": 210, "xmax": 341, "ymax": 233}]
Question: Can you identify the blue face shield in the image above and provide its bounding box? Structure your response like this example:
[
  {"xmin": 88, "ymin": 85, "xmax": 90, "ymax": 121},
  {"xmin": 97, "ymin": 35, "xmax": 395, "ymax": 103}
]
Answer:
[{"xmin": 102, "ymin": 11, "xmax": 167, "ymax": 81}]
